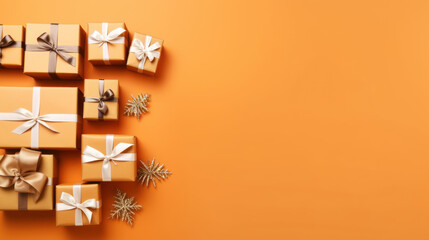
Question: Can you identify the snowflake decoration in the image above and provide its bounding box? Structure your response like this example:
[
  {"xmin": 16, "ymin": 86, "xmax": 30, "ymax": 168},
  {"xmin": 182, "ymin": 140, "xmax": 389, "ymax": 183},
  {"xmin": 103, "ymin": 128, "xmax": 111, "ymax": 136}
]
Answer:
[
  {"xmin": 109, "ymin": 189, "xmax": 142, "ymax": 226},
  {"xmin": 137, "ymin": 158, "xmax": 172, "ymax": 188},
  {"xmin": 124, "ymin": 93, "xmax": 151, "ymax": 119}
]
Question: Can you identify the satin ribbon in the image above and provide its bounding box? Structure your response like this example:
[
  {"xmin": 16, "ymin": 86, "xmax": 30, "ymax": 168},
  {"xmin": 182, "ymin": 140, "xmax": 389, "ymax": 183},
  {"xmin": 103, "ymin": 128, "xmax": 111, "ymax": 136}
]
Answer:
[
  {"xmin": 0, "ymin": 25, "xmax": 24, "ymax": 66},
  {"xmin": 0, "ymin": 148, "xmax": 47, "ymax": 202},
  {"xmin": 56, "ymin": 184, "xmax": 99, "ymax": 226},
  {"xmin": 88, "ymin": 23, "xmax": 126, "ymax": 64},
  {"xmin": 130, "ymin": 35, "xmax": 160, "ymax": 72},
  {"xmin": 25, "ymin": 24, "xmax": 81, "ymax": 79},
  {"xmin": 82, "ymin": 134, "xmax": 135, "ymax": 181},
  {"xmin": 84, "ymin": 79, "xmax": 118, "ymax": 119},
  {"xmin": 0, "ymin": 87, "xmax": 78, "ymax": 149}
]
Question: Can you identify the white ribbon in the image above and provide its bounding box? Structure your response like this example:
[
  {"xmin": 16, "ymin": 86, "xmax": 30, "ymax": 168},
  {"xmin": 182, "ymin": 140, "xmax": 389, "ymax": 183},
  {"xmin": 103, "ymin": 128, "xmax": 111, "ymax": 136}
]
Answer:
[
  {"xmin": 56, "ymin": 184, "xmax": 99, "ymax": 226},
  {"xmin": 82, "ymin": 134, "xmax": 135, "ymax": 181},
  {"xmin": 129, "ymin": 35, "xmax": 161, "ymax": 71},
  {"xmin": 88, "ymin": 22, "xmax": 126, "ymax": 64},
  {"xmin": 0, "ymin": 87, "xmax": 78, "ymax": 149}
]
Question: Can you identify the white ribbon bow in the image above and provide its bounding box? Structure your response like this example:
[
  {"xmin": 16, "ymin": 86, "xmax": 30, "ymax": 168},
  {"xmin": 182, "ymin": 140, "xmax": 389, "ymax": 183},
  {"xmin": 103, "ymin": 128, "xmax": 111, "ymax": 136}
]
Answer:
[
  {"xmin": 56, "ymin": 184, "xmax": 99, "ymax": 226},
  {"xmin": 88, "ymin": 22, "xmax": 126, "ymax": 64},
  {"xmin": 0, "ymin": 87, "xmax": 78, "ymax": 148},
  {"xmin": 82, "ymin": 134, "xmax": 135, "ymax": 181},
  {"xmin": 130, "ymin": 35, "xmax": 160, "ymax": 71}
]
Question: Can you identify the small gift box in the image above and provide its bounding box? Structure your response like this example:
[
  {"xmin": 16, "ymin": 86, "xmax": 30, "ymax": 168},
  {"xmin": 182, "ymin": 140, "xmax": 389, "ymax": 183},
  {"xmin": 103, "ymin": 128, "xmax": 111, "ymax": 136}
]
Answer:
[
  {"xmin": 126, "ymin": 33, "xmax": 163, "ymax": 76},
  {"xmin": 84, "ymin": 79, "xmax": 119, "ymax": 120},
  {"xmin": 0, "ymin": 86, "xmax": 82, "ymax": 149},
  {"xmin": 88, "ymin": 22, "xmax": 128, "ymax": 65},
  {"xmin": 24, "ymin": 23, "xmax": 84, "ymax": 80},
  {"xmin": 0, "ymin": 25, "xmax": 24, "ymax": 68},
  {"xmin": 56, "ymin": 184, "xmax": 101, "ymax": 226},
  {"xmin": 82, "ymin": 134, "xmax": 136, "ymax": 181},
  {"xmin": 0, "ymin": 148, "xmax": 57, "ymax": 210}
]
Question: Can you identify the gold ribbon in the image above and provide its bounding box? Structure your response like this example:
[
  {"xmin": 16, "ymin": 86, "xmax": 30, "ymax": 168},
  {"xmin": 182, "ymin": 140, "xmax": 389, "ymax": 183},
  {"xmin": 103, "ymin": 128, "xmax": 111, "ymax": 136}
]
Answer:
[
  {"xmin": 0, "ymin": 148, "xmax": 48, "ymax": 203},
  {"xmin": 25, "ymin": 23, "xmax": 82, "ymax": 79},
  {"xmin": 84, "ymin": 79, "xmax": 117, "ymax": 119}
]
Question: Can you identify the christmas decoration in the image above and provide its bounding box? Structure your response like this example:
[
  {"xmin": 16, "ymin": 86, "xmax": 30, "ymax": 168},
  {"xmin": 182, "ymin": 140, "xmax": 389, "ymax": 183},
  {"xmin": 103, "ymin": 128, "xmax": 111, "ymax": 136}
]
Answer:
[
  {"xmin": 137, "ymin": 158, "xmax": 172, "ymax": 188},
  {"xmin": 109, "ymin": 189, "xmax": 142, "ymax": 226},
  {"xmin": 124, "ymin": 93, "xmax": 150, "ymax": 119}
]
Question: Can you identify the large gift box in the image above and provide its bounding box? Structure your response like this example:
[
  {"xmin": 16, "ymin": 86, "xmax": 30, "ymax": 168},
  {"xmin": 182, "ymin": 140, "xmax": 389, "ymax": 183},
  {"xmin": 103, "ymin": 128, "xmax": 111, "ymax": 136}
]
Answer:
[
  {"xmin": 24, "ymin": 23, "xmax": 84, "ymax": 80},
  {"xmin": 56, "ymin": 184, "xmax": 101, "ymax": 226},
  {"xmin": 84, "ymin": 79, "xmax": 119, "ymax": 120},
  {"xmin": 126, "ymin": 32, "xmax": 163, "ymax": 76},
  {"xmin": 0, "ymin": 87, "xmax": 82, "ymax": 149},
  {"xmin": 0, "ymin": 148, "xmax": 57, "ymax": 210},
  {"xmin": 0, "ymin": 25, "xmax": 24, "ymax": 68},
  {"xmin": 82, "ymin": 134, "xmax": 136, "ymax": 181},
  {"xmin": 88, "ymin": 22, "xmax": 128, "ymax": 65}
]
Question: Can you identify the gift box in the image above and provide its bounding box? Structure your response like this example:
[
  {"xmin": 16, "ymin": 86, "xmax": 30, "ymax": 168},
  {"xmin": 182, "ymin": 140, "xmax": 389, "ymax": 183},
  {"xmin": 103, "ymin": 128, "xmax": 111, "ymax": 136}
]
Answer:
[
  {"xmin": 0, "ymin": 25, "xmax": 24, "ymax": 68},
  {"xmin": 0, "ymin": 148, "xmax": 57, "ymax": 210},
  {"xmin": 88, "ymin": 22, "xmax": 128, "ymax": 65},
  {"xmin": 126, "ymin": 33, "xmax": 163, "ymax": 76},
  {"xmin": 24, "ymin": 23, "xmax": 84, "ymax": 80},
  {"xmin": 56, "ymin": 184, "xmax": 101, "ymax": 226},
  {"xmin": 0, "ymin": 86, "xmax": 83, "ymax": 149},
  {"xmin": 84, "ymin": 79, "xmax": 119, "ymax": 120},
  {"xmin": 82, "ymin": 134, "xmax": 136, "ymax": 181}
]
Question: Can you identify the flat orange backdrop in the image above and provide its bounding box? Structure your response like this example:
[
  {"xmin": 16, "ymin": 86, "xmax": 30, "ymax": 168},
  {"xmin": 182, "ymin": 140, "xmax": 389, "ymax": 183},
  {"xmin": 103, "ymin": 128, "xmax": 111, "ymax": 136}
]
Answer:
[{"xmin": 1, "ymin": 0, "xmax": 429, "ymax": 239}]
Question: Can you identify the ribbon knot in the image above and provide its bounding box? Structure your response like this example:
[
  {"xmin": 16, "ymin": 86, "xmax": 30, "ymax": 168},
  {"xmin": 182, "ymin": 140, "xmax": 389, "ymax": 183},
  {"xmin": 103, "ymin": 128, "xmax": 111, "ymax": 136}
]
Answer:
[
  {"xmin": 35, "ymin": 32, "xmax": 76, "ymax": 67},
  {"xmin": 82, "ymin": 134, "xmax": 135, "ymax": 181},
  {"xmin": 0, "ymin": 148, "xmax": 48, "ymax": 202},
  {"xmin": 0, "ymin": 35, "xmax": 15, "ymax": 58},
  {"xmin": 130, "ymin": 36, "xmax": 161, "ymax": 71},
  {"xmin": 58, "ymin": 192, "xmax": 98, "ymax": 224}
]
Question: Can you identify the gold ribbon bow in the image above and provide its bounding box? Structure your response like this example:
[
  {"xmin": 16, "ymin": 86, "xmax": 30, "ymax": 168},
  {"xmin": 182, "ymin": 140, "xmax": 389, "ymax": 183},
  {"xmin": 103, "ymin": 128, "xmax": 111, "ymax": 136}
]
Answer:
[
  {"xmin": 0, "ymin": 35, "xmax": 15, "ymax": 58},
  {"xmin": 0, "ymin": 148, "xmax": 47, "ymax": 202}
]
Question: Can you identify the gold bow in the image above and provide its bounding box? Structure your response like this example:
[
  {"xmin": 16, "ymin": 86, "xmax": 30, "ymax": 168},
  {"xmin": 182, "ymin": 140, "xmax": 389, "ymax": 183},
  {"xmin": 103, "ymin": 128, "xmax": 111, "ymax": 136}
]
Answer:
[{"xmin": 0, "ymin": 148, "xmax": 47, "ymax": 202}]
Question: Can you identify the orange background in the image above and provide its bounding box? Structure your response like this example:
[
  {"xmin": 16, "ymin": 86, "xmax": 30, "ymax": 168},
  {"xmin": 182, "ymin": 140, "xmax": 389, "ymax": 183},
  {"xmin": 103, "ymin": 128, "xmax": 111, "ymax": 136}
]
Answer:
[{"xmin": 0, "ymin": 0, "xmax": 429, "ymax": 239}]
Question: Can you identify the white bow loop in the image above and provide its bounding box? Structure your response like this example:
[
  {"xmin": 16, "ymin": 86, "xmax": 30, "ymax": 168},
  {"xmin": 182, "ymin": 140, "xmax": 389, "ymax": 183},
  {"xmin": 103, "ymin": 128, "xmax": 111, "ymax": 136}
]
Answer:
[{"xmin": 59, "ymin": 192, "xmax": 97, "ymax": 224}]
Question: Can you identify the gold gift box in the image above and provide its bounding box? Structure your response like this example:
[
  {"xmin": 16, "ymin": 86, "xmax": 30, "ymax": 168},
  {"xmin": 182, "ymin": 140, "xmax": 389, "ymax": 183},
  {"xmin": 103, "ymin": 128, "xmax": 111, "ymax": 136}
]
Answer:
[
  {"xmin": 0, "ymin": 87, "xmax": 83, "ymax": 149},
  {"xmin": 0, "ymin": 152, "xmax": 57, "ymax": 210},
  {"xmin": 24, "ymin": 23, "xmax": 84, "ymax": 80},
  {"xmin": 56, "ymin": 184, "xmax": 101, "ymax": 226},
  {"xmin": 82, "ymin": 134, "xmax": 136, "ymax": 181},
  {"xmin": 88, "ymin": 23, "xmax": 128, "ymax": 65},
  {"xmin": 0, "ymin": 25, "xmax": 24, "ymax": 68},
  {"xmin": 126, "ymin": 32, "xmax": 163, "ymax": 76},
  {"xmin": 83, "ymin": 79, "xmax": 119, "ymax": 120}
]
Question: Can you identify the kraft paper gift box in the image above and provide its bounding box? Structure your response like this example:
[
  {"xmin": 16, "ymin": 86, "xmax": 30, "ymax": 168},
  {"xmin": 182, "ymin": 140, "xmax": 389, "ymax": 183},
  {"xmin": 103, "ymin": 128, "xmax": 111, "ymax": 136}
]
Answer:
[
  {"xmin": 126, "ymin": 33, "xmax": 163, "ymax": 76},
  {"xmin": 84, "ymin": 79, "xmax": 119, "ymax": 120},
  {"xmin": 88, "ymin": 22, "xmax": 128, "ymax": 65},
  {"xmin": 56, "ymin": 184, "xmax": 101, "ymax": 226},
  {"xmin": 0, "ymin": 25, "xmax": 24, "ymax": 68},
  {"xmin": 0, "ymin": 148, "xmax": 57, "ymax": 210},
  {"xmin": 24, "ymin": 23, "xmax": 84, "ymax": 80},
  {"xmin": 82, "ymin": 134, "xmax": 136, "ymax": 182},
  {"xmin": 0, "ymin": 86, "xmax": 83, "ymax": 149}
]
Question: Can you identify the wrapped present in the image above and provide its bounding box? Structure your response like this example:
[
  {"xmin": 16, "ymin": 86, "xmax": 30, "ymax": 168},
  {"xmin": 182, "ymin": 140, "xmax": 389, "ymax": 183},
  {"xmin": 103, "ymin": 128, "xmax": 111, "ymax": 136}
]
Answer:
[
  {"xmin": 24, "ymin": 23, "xmax": 84, "ymax": 80},
  {"xmin": 84, "ymin": 79, "xmax": 119, "ymax": 120},
  {"xmin": 126, "ymin": 33, "xmax": 163, "ymax": 76},
  {"xmin": 0, "ymin": 25, "xmax": 24, "ymax": 68},
  {"xmin": 0, "ymin": 87, "xmax": 82, "ymax": 149},
  {"xmin": 0, "ymin": 148, "xmax": 57, "ymax": 210},
  {"xmin": 56, "ymin": 184, "xmax": 101, "ymax": 226},
  {"xmin": 82, "ymin": 134, "xmax": 136, "ymax": 181},
  {"xmin": 88, "ymin": 22, "xmax": 128, "ymax": 65}
]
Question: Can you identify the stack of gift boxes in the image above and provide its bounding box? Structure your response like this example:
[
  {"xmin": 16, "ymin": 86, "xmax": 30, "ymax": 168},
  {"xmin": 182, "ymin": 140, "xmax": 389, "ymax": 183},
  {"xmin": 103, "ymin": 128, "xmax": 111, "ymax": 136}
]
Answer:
[{"xmin": 0, "ymin": 23, "xmax": 163, "ymax": 226}]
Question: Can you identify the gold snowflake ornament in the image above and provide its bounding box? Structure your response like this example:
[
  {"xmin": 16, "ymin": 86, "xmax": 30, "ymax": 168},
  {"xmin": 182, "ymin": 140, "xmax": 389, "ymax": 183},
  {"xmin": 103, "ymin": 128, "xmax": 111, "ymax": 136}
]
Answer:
[
  {"xmin": 137, "ymin": 158, "xmax": 172, "ymax": 188},
  {"xmin": 109, "ymin": 189, "xmax": 142, "ymax": 226},
  {"xmin": 124, "ymin": 93, "xmax": 151, "ymax": 119}
]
